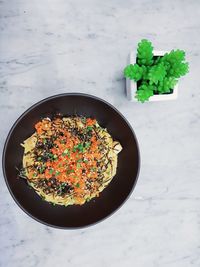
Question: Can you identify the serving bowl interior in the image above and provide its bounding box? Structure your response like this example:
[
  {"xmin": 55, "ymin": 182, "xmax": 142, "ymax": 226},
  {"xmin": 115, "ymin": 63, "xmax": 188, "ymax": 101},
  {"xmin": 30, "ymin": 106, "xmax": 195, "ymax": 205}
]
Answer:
[{"xmin": 2, "ymin": 93, "xmax": 140, "ymax": 228}]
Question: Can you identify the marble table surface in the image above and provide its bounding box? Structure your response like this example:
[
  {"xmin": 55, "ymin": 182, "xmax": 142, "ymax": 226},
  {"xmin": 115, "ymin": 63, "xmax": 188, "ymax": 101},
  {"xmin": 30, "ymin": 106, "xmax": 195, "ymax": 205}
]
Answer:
[{"xmin": 0, "ymin": 0, "xmax": 200, "ymax": 266}]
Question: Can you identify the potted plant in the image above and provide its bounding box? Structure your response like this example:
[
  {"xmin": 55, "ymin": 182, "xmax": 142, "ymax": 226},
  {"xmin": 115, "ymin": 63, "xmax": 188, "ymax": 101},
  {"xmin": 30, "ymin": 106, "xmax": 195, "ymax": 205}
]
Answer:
[{"xmin": 124, "ymin": 39, "xmax": 189, "ymax": 102}]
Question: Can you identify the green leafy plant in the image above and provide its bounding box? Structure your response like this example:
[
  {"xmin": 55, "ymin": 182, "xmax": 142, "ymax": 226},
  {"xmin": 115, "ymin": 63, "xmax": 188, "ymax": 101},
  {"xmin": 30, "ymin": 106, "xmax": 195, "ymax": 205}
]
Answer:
[{"xmin": 124, "ymin": 39, "xmax": 189, "ymax": 102}]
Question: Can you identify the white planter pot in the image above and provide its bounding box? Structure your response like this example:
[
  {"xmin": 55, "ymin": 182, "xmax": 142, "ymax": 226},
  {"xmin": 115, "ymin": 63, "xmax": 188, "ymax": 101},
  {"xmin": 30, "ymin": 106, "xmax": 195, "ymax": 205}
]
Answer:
[{"xmin": 126, "ymin": 50, "xmax": 178, "ymax": 102}]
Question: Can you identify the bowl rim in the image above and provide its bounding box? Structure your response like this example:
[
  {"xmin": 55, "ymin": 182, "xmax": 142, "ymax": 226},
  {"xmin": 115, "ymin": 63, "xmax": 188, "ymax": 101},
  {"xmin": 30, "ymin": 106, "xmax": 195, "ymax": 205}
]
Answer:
[{"xmin": 2, "ymin": 93, "xmax": 140, "ymax": 229}]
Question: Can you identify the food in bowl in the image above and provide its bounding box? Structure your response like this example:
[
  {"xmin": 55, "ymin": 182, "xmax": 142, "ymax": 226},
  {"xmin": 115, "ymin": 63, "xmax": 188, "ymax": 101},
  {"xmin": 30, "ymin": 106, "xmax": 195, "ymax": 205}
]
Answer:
[{"xmin": 20, "ymin": 115, "xmax": 122, "ymax": 206}]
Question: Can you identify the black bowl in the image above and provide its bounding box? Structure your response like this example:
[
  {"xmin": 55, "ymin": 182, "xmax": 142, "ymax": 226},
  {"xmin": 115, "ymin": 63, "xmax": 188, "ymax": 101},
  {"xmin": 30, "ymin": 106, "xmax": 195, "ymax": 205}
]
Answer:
[{"xmin": 2, "ymin": 93, "xmax": 140, "ymax": 229}]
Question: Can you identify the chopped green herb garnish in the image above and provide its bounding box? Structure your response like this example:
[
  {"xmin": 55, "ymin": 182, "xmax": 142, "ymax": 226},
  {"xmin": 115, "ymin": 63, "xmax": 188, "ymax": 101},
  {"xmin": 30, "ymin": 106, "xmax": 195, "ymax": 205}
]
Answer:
[
  {"xmin": 59, "ymin": 182, "xmax": 67, "ymax": 191},
  {"xmin": 55, "ymin": 171, "xmax": 61, "ymax": 176},
  {"xmin": 73, "ymin": 143, "xmax": 84, "ymax": 153},
  {"xmin": 39, "ymin": 166, "xmax": 45, "ymax": 174},
  {"xmin": 37, "ymin": 157, "xmax": 42, "ymax": 161},
  {"xmin": 81, "ymin": 117, "xmax": 86, "ymax": 123},
  {"xmin": 76, "ymin": 183, "xmax": 80, "ymax": 188},
  {"xmin": 87, "ymin": 126, "xmax": 93, "ymax": 131},
  {"xmin": 77, "ymin": 163, "xmax": 81, "ymax": 168},
  {"xmin": 63, "ymin": 148, "xmax": 69, "ymax": 154},
  {"xmin": 62, "ymin": 148, "xmax": 70, "ymax": 156},
  {"xmin": 48, "ymin": 153, "xmax": 54, "ymax": 159},
  {"xmin": 49, "ymin": 169, "xmax": 54, "ymax": 174},
  {"xmin": 73, "ymin": 142, "xmax": 91, "ymax": 153},
  {"xmin": 84, "ymin": 142, "xmax": 91, "ymax": 149}
]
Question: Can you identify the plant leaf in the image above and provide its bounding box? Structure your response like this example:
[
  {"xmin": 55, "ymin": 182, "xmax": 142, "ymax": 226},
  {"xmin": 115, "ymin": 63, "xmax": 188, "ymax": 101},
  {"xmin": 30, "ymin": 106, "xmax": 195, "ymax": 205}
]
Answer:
[
  {"xmin": 160, "ymin": 50, "xmax": 189, "ymax": 78},
  {"xmin": 157, "ymin": 77, "xmax": 178, "ymax": 93},
  {"xmin": 135, "ymin": 83, "xmax": 154, "ymax": 103},
  {"xmin": 137, "ymin": 39, "xmax": 154, "ymax": 66},
  {"xmin": 124, "ymin": 64, "xmax": 143, "ymax": 81},
  {"xmin": 148, "ymin": 63, "xmax": 166, "ymax": 85}
]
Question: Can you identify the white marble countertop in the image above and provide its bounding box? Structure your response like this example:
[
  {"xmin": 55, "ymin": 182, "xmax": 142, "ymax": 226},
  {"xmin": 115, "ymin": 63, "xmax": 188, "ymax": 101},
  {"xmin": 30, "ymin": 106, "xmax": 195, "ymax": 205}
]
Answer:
[{"xmin": 0, "ymin": 0, "xmax": 200, "ymax": 266}]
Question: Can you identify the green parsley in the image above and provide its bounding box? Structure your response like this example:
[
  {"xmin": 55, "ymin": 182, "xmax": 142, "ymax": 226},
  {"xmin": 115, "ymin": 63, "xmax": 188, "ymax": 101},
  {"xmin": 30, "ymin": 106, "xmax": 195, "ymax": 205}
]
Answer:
[
  {"xmin": 43, "ymin": 138, "xmax": 47, "ymax": 144},
  {"xmin": 59, "ymin": 182, "xmax": 67, "ymax": 191},
  {"xmin": 49, "ymin": 169, "xmax": 54, "ymax": 174},
  {"xmin": 39, "ymin": 166, "xmax": 45, "ymax": 174},
  {"xmin": 84, "ymin": 142, "xmax": 91, "ymax": 149},
  {"xmin": 73, "ymin": 143, "xmax": 84, "ymax": 153},
  {"xmin": 73, "ymin": 142, "xmax": 91, "ymax": 153},
  {"xmin": 48, "ymin": 153, "xmax": 54, "ymax": 159},
  {"xmin": 87, "ymin": 126, "xmax": 93, "ymax": 131},
  {"xmin": 62, "ymin": 148, "xmax": 70, "ymax": 156},
  {"xmin": 81, "ymin": 117, "xmax": 86, "ymax": 123}
]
